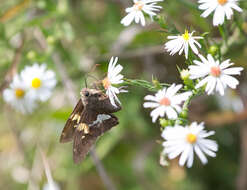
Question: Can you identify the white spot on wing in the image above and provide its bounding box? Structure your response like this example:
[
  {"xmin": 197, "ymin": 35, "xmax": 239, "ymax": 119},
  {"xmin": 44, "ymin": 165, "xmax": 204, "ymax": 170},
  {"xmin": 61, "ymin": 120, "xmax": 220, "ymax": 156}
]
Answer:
[{"xmin": 89, "ymin": 114, "xmax": 111, "ymax": 127}]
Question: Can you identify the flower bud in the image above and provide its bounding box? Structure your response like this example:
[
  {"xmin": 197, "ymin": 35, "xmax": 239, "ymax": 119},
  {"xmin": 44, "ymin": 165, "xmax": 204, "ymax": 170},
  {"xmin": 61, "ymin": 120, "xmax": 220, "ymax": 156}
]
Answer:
[
  {"xmin": 152, "ymin": 78, "xmax": 162, "ymax": 90},
  {"xmin": 208, "ymin": 45, "xmax": 218, "ymax": 56},
  {"xmin": 160, "ymin": 118, "xmax": 169, "ymax": 127},
  {"xmin": 26, "ymin": 51, "xmax": 36, "ymax": 60},
  {"xmin": 180, "ymin": 69, "xmax": 190, "ymax": 80},
  {"xmin": 180, "ymin": 109, "xmax": 188, "ymax": 118}
]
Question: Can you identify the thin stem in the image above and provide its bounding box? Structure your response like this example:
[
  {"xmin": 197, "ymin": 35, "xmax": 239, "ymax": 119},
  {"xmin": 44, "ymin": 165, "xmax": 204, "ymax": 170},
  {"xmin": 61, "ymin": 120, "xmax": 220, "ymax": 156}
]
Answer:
[
  {"xmin": 123, "ymin": 78, "xmax": 170, "ymax": 92},
  {"xmin": 0, "ymin": 34, "xmax": 25, "ymax": 95},
  {"xmin": 218, "ymin": 25, "xmax": 228, "ymax": 48}
]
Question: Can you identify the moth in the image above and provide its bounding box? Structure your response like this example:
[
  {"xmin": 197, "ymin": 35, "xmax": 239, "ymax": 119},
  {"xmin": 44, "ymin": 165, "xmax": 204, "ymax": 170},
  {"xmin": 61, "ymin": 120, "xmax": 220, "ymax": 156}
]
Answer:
[{"xmin": 60, "ymin": 88, "xmax": 121, "ymax": 164}]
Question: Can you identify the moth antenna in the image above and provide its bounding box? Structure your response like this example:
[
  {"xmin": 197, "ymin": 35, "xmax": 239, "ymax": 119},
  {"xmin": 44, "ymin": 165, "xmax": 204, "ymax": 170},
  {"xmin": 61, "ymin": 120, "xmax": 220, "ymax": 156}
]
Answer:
[
  {"xmin": 83, "ymin": 64, "xmax": 101, "ymax": 88},
  {"xmin": 90, "ymin": 64, "xmax": 100, "ymax": 73},
  {"xmin": 84, "ymin": 77, "xmax": 88, "ymax": 88}
]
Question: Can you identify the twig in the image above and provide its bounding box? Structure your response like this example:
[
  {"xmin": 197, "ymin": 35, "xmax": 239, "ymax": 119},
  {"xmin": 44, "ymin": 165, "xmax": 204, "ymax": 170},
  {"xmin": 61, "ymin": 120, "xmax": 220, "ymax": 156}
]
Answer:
[
  {"xmin": 200, "ymin": 110, "xmax": 247, "ymax": 126},
  {"xmin": 33, "ymin": 28, "xmax": 117, "ymax": 190},
  {"xmin": 100, "ymin": 45, "xmax": 164, "ymax": 61},
  {"xmin": 51, "ymin": 53, "xmax": 78, "ymax": 104},
  {"xmin": 0, "ymin": 0, "xmax": 30, "ymax": 23},
  {"xmin": 4, "ymin": 106, "xmax": 25, "ymax": 159},
  {"xmin": 237, "ymin": 124, "xmax": 247, "ymax": 190},
  {"xmin": 236, "ymin": 90, "xmax": 247, "ymax": 190},
  {"xmin": 0, "ymin": 36, "xmax": 24, "ymax": 95},
  {"xmin": 90, "ymin": 148, "xmax": 116, "ymax": 190}
]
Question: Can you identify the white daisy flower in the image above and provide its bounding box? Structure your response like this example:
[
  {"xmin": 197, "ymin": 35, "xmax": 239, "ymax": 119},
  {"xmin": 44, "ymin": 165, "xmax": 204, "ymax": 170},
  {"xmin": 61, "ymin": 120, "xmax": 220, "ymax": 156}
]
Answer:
[
  {"xmin": 121, "ymin": 0, "xmax": 163, "ymax": 27},
  {"xmin": 198, "ymin": 0, "xmax": 242, "ymax": 26},
  {"xmin": 102, "ymin": 57, "xmax": 126, "ymax": 107},
  {"xmin": 143, "ymin": 84, "xmax": 192, "ymax": 122},
  {"xmin": 20, "ymin": 63, "xmax": 57, "ymax": 102},
  {"xmin": 165, "ymin": 30, "xmax": 203, "ymax": 59},
  {"xmin": 189, "ymin": 54, "xmax": 243, "ymax": 96},
  {"xmin": 162, "ymin": 122, "xmax": 218, "ymax": 168},
  {"xmin": 3, "ymin": 75, "xmax": 37, "ymax": 114}
]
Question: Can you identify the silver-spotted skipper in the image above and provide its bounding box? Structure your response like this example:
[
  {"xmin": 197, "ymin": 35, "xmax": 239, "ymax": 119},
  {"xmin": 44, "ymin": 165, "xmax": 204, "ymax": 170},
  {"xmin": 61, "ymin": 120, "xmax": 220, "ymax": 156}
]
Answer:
[{"xmin": 60, "ymin": 88, "xmax": 121, "ymax": 164}]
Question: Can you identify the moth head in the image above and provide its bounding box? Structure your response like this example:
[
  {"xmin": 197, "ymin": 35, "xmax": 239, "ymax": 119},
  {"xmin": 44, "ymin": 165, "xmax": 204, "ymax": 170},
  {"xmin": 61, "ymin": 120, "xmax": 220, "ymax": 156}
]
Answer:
[{"xmin": 80, "ymin": 88, "xmax": 121, "ymax": 113}]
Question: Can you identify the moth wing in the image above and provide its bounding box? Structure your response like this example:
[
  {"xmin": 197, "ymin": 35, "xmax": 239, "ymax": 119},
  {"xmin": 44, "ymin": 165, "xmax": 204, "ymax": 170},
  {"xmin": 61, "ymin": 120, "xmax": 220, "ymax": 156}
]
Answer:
[
  {"xmin": 73, "ymin": 131, "xmax": 98, "ymax": 164},
  {"xmin": 60, "ymin": 99, "xmax": 84, "ymax": 143},
  {"xmin": 73, "ymin": 114, "xmax": 119, "ymax": 164}
]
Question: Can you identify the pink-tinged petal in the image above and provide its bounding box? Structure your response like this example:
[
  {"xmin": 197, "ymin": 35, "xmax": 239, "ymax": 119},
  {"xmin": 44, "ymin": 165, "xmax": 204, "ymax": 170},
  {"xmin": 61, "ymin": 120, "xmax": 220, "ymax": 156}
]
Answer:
[
  {"xmin": 198, "ymin": 54, "xmax": 210, "ymax": 65},
  {"xmin": 166, "ymin": 84, "xmax": 182, "ymax": 97},
  {"xmin": 150, "ymin": 106, "xmax": 164, "ymax": 122},
  {"xmin": 143, "ymin": 102, "xmax": 160, "ymax": 108},
  {"xmin": 220, "ymin": 74, "xmax": 239, "ymax": 89},
  {"xmin": 195, "ymin": 76, "xmax": 211, "ymax": 89},
  {"xmin": 121, "ymin": 12, "xmax": 136, "ymax": 26},
  {"xmin": 216, "ymin": 79, "xmax": 225, "ymax": 96},
  {"xmin": 166, "ymin": 107, "xmax": 178, "ymax": 119},
  {"xmin": 222, "ymin": 67, "xmax": 243, "ymax": 75},
  {"xmin": 219, "ymin": 59, "xmax": 232, "ymax": 69},
  {"xmin": 206, "ymin": 77, "xmax": 216, "ymax": 95},
  {"xmin": 144, "ymin": 95, "xmax": 158, "ymax": 102}
]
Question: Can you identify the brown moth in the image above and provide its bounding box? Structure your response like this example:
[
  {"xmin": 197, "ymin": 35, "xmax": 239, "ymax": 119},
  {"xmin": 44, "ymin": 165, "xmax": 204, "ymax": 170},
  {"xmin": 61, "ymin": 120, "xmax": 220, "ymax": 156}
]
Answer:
[{"xmin": 60, "ymin": 88, "xmax": 121, "ymax": 164}]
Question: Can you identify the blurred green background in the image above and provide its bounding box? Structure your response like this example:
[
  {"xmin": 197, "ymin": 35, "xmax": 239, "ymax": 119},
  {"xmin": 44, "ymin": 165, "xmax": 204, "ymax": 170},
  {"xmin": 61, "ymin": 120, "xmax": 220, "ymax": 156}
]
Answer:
[{"xmin": 0, "ymin": 0, "xmax": 247, "ymax": 190}]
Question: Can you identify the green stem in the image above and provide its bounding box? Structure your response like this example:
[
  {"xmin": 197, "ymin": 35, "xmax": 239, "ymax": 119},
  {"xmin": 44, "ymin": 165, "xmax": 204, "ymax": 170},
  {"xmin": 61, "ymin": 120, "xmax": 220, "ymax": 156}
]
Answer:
[
  {"xmin": 218, "ymin": 25, "xmax": 228, "ymax": 46},
  {"xmin": 123, "ymin": 78, "xmax": 170, "ymax": 92}
]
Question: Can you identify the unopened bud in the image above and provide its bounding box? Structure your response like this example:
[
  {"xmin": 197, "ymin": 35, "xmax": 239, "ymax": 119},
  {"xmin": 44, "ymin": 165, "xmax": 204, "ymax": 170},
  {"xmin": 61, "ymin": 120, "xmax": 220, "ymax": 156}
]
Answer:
[
  {"xmin": 152, "ymin": 78, "xmax": 162, "ymax": 89},
  {"xmin": 180, "ymin": 69, "xmax": 190, "ymax": 80},
  {"xmin": 160, "ymin": 118, "xmax": 169, "ymax": 127},
  {"xmin": 208, "ymin": 45, "xmax": 218, "ymax": 56},
  {"xmin": 180, "ymin": 109, "xmax": 188, "ymax": 118},
  {"xmin": 27, "ymin": 51, "xmax": 36, "ymax": 60}
]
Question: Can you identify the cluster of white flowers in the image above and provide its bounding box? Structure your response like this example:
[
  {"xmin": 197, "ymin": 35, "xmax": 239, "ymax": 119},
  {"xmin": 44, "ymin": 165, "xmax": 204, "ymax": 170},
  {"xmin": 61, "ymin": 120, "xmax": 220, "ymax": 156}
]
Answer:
[
  {"xmin": 115, "ymin": 0, "xmax": 244, "ymax": 168},
  {"xmin": 147, "ymin": 41, "xmax": 243, "ymax": 167},
  {"xmin": 120, "ymin": 0, "xmax": 242, "ymax": 27},
  {"xmin": 143, "ymin": 83, "xmax": 220, "ymax": 167},
  {"xmin": 2, "ymin": 0, "xmax": 243, "ymax": 171},
  {"xmin": 3, "ymin": 63, "xmax": 56, "ymax": 114}
]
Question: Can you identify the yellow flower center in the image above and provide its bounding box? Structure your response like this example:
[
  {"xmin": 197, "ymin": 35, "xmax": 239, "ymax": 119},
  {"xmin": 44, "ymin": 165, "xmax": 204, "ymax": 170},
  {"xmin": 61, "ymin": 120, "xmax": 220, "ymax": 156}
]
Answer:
[
  {"xmin": 31, "ymin": 78, "xmax": 42, "ymax": 89},
  {"xmin": 160, "ymin": 97, "xmax": 171, "ymax": 106},
  {"xmin": 210, "ymin": 66, "xmax": 221, "ymax": 77},
  {"xmin": 134, "ymin": 1, "xmax": 144, "ymax": 10},
  {"xmin": 218, "ymin": 0, "xmax": 227, "ymax": 5},
  {"xmin": 15, "ymin": 88, "xmax": 25, "ymax": 99},
  {"xmin": 186, "ymin": 133, "xmax": 197, "ymax": 144},
  {"xmin": 182, "ymin": 30, "xmax": 190, "ymax": 41},
  {"xmin": 102, "ymin": 77, "xmax": 111, "ymax": 89}
]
